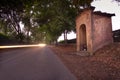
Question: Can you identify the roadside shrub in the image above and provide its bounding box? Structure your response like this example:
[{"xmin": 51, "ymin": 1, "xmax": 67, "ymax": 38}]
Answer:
[{"xmin": 0, "ymin": 33, "xmax": 9, "ymax": 42}]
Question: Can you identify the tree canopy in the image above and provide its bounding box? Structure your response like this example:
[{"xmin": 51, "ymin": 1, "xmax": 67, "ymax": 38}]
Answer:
[{"xmin": 0, "ymin": 0, "xmax": 94, "ymax": 44}]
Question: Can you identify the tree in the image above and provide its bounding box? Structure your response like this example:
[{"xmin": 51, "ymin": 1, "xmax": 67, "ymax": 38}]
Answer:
[
  {"xmin": 0, "ymin": 0, "xmax": 25, "ymax": 42},
  {"xmin": 28, "ymin": 0, "xmax": 94, "ymax": 44},
  {"xmin": 50, "ymin": 0, "xmax": 93, "ymax": 44},
  {"xmin": 0, "ymin": 0, "xmax": 94, "ymax": 44}
]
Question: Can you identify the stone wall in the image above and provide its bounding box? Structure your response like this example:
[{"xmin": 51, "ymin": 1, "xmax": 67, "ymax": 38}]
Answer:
[
  {"xmin": 76, "ymin": 7, "xmax": 114, "ymax": 54},
  {"xmin": 76, "ymin": 9, "xmax": 93, "ymax": 54},
  {"xmin": 93, "ymin": 14, "xmax": 113, "ymax": 52}
]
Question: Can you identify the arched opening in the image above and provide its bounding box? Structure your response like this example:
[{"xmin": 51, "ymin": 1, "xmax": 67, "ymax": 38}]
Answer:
[{"xmin": 80, "ymin": 24, "xmax": 87, "ymax": 51}]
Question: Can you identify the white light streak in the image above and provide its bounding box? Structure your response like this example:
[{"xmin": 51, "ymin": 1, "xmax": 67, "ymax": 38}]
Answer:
[{"xmin": 0, "ymin": 44, "xmax": 46, "ymax": 49}]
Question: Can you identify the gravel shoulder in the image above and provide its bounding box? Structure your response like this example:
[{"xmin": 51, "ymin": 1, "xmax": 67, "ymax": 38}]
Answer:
[{"xmin": 50, "ymin": 43, "xmax": 120, "ymax": 80}]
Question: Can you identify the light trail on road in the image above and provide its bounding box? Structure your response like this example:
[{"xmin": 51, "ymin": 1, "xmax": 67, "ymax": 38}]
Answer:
[
  {"xmin": 0, "ymin": 46, "xmax": 77, "ymax": 80},
  {"xmin": 0, "ymin": 44, "xmax": 46, "ymax": 49}
]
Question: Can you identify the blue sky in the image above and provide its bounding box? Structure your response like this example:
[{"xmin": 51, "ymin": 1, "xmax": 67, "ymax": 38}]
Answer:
[{"xmin": 58, "ymin": 0, "xmax": 120, "ymax": 41}]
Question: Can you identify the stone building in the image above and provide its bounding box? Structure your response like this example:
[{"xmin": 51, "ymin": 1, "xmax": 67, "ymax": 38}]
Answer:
[{"xmin": 76, "ymin": 7, "xmax": 115, "ymax": 55}]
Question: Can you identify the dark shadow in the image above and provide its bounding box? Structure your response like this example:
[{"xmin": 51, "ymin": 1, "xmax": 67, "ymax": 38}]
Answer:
[{"xmin": 80, "ymin": 24, "xmax": 87, "ymax": 51}]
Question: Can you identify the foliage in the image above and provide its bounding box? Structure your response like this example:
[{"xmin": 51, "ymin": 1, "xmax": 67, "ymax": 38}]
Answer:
[
  {"xmin": 0, "ymin": 0, "xmax": 26, "ymax": 42},
  {"xmin": 0, "ymin": 0, "xmax": 94, "ymax": 44},
  {"xmin": 0, "ymin": 33, "xmax": 9, "ymax": 41},
  {"xmin": 30, "ymin": 0, "xmax": 77, "ymax": 43}
]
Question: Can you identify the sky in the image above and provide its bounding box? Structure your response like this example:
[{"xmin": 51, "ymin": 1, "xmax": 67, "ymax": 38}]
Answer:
[
  {"xmin": 91, "ymin": 0, "xmax": 120, "ymax": 31},
  {"xmin": 58, "ymin": 0, "xmax": 120, "ymax": 41}
]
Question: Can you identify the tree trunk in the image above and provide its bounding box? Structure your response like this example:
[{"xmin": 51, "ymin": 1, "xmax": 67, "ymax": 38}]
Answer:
[
  {"xmin": 64, "ymin": 30, "xmax": 68, "ymax": 44},
  {"xmin": 26, "ymin": 31, "xmax": 30, "ymax": 43}
]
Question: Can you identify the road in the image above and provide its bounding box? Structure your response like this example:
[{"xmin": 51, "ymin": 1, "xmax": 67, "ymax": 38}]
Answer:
[{"xmin": 0, "ymin": 46, "xmax": 77, "ymax": 80}]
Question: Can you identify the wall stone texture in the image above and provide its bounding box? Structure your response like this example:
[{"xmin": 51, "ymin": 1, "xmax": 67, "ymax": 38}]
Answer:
[{"xmin": 76, "ymin": 7, "xmax": 115, "ymax": 54}]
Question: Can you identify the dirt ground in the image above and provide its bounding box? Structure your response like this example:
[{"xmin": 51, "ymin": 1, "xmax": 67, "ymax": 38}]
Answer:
[{"xmin": 50, "ymin": 43, "xmax": 120, "ymax": 80}]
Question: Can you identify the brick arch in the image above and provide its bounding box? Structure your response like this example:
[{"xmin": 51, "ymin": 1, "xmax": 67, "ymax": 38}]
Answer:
[
  {"xmin": 76, "ymin": 10, "xmax": 93, "ymax": 53},
  {"xmin": 76, "ymin": 7, "xmax": 114, "ymax": 54},
  {"xmin": 79, "ymin": 24, "xmax": 87, "ymax": 51}
]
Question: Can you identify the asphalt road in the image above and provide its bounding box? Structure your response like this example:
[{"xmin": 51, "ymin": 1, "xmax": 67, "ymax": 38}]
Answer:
[{"xmin": 0, "ymin": 46, "xmax": 77, "ymax": 80}]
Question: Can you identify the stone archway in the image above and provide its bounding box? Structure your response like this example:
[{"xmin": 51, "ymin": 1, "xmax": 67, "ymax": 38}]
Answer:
[
  {"xmin": 79, "ymin": 24, "xmax": 87, "ymax": 51},
  {"xmin": 76, "ymin": 7, "xmax": 114, "ymax": 54}
]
